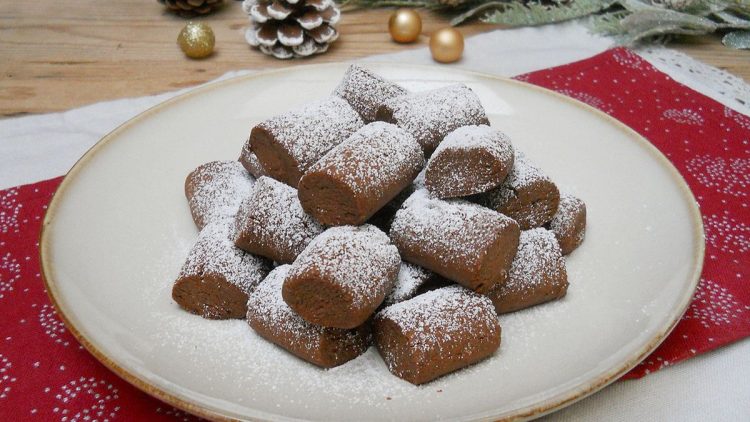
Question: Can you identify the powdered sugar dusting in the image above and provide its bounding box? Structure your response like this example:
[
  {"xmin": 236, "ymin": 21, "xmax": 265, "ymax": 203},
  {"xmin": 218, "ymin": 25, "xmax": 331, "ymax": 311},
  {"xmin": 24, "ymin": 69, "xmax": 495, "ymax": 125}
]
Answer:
[
  {"xmin": 235, "ymin": 176, "xmax": 323, "ymax": 262},
  {"xmin": 378, "ymin": 84, "xmax": 488, "ymax": 153},
  {"xmin": 503, "ymin": 228, "xmax": 566, "ymax": 296},
  {"xmin": 178, "ymin": 219, "xmax": 270, "ymax": 295},
  {"xmin": 425, "ymin": 125, "xmax": 514, "ymax": 197},
  {"xmin": 334, "ymin": 65, "xmax": 408, "ymax": 122},
  {"xmin": 248, "ymin": 265, "xmax": 367, "ymax": 354},
  {"xmin": 384, "ymin": 262, "xmax": 433, "ymax": 306},
  {"xmin": 501, "ymin": 152, "xmax": 550, "ymax": 195},
  {"xmin": 392, "ymin": 190, "xmax": 513, "ymax": 268},
  {"xmin": 549, "ymin": 193, "xmax": 586, "ymax": 248},
  {"xmin": 240, "ymin": 141, "xmax": 269, "ymax": 178},
  {"xmin": 187, "ymin": 161, "xmax": 255, "ymax": 229},
  {"xmin": 289, "ymin": 225, "xmax": 400, "ymax": 308},
  {"xmin": 309, "ymin": 122, "xmax": 424, "ymax": 196},
  {"xmin": 255, "ymin": 96, "xmax": 363, "ymax": 175},
  {"xmin": 377, "ymin": 286, "xmax": 498, "ymax": 356},
  {"xmin": 477, "ymin": 151, "xmax": 558, "ymax": 228},
  {"xmin": 248, "ymin": 266, "xmax": 321, "ymax": 351}
]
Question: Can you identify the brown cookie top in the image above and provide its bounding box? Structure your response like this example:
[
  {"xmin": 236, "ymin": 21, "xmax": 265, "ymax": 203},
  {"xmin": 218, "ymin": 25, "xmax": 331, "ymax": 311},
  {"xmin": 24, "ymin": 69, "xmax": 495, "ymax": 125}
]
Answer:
[
  {"xmin": 288, "ymin": 225, "xmax": 401, "ymax": 309},
  {"xmin": 239, "ymin": 141, "xmax": 269, "ymax": 179},
  {"xmin": 504, "ymin": 228, "xmax": 566, "ymax": 296},
  {"xmin": 307, "ymin": 122, "xmax": 424, "ymax": 198},
  {"xmin": 235, "ymin": 176, "xmax": 323, "ymax": 262},
  {"xmin": 333, "ymin": 64, "xmax": 408, "ymax": 122},
  {"xmin": 186, "ymin": 161, "xmax": 255, "ymax": 228},
  {"xmin": 249, "ymin": 265, "xmax": 366, "ymax": 353},
  {"xmin": 425, "ymin": 125, "xmax": 514, "ymax": 198},
  {"xmin": 549, "ymin": 193, "xmax": 586, "ymax": 246},
  {"xmin": 391, "ymin": 190, "xmax": 516, "ymax": 272},
  {"xmin": 431, "ymin": 125, "xmax": 512, "ymax": 165},
  {"xmin": 179, "ymin": 219, "xmax": 269, "ymax": 295},
  {"xmin": 254, "ymin": 96, "xmax": 363, "ymax": 175},
  {"xmin": 185, "ymin": 160, "xmax": 251, "ymax": 200},
  {"xmin": 377, "ymin": 84, "xmax": 489, "ymax": 154},
  {"xmin": 376, "ymin": 285, "xmax": 498, "ymax": 356},
  {"xmin": 384, "ymin": 262, "xmax": 433, "ymax": 306}
]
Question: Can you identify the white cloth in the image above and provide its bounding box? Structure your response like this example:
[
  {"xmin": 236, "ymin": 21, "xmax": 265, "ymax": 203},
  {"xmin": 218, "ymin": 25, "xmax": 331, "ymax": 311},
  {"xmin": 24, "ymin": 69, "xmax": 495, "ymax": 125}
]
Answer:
[{"xmin": 1, "ymin": 21, "xmax": 748, "ymax": 420}]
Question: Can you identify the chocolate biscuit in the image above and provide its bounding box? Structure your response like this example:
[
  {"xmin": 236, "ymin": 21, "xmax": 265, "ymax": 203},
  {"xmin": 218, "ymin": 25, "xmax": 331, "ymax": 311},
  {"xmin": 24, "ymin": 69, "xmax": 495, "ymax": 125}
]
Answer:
[
  {"xmin": 239, "ymin": 140, "xmax": 269, "ymax": 179},
  {"xmin": 390, "ymin": 190, "xmax": 520, "ymax": 293},
  {"xmin": 367, "ymin": 184, "xmax": 415, "ymax": 232},
  {"xmin": 234, "ymin": 176, "xmax": 324, "ymax": 264},
  {"xmin": 172, "ymin": 219, "xmax": 271, "ymax": 319},
  {"xmin": 425, "ymin": 125, "xmax": 514, "ymax": 198},
  {"xmin": 334, "ymin": 64, "xmax": 408, "ymax": 122},
  {"xmin": 184, "ymin": 161, "xmax": 255, "ymax": 229},
  {"xmin": 283, "ymin": 225, "xmax": 400, "ymax": 329},
  {"xmin": 374, "ymin": 286, "xmax": 501, "ymax": 385},
  {"xmin": 247, "ymin": 265, "xmax": 371, "ymax": 368},
  {"xmin": 298, "ymin": 122, "xmax": 424, "ymax": 226},
  {"xmin": 548, "ymin": 193, "xmax": 586, "ymax": 255},
  {"xmin": 249, "ymin": 96, "xmax": 363, "ymax": 187},
  {"xmin": 474, "ymin": 152, "xmax": 559, "ymax": 230},
  {"xmin": 383, "ymin": 262, "xmax": 448, "ymax": 307},
  {"xmin": 485, "ymin": 228, "xmax": 568, "ymax": 314},
  {"xmin": 375, "ymin": 84, "xmax": 489, "ymax": 156}
]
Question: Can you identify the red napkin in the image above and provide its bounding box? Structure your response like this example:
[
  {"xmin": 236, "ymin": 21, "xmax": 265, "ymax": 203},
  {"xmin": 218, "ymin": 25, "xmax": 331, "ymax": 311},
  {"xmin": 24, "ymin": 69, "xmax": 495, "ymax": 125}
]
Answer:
[
  {"xmin": 0, "ymin": 48, "xmax": 748, "ymax": 418},
  {"xmin": 517, "ymin": 48, "xmax": 750, "ymax": 378}
]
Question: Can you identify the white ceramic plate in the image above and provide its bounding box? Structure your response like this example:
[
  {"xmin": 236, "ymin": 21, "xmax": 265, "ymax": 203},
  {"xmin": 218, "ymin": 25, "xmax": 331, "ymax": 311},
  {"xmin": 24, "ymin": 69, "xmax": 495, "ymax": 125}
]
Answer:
[{"xmin": 41, "ymin": 64, "xmax": 704, "ymax": 421}]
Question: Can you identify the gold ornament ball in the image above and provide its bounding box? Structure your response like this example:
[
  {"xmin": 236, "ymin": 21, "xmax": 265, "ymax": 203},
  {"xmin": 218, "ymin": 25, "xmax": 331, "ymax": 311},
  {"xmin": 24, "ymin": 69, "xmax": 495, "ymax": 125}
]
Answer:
[
  {"xmin": 429, "ymin": 28, "xmax": 463, "ymax": 63},
  {"xmin": 388, "ymin": 9, "xmax": 422, "ymax": 43},
  {"xmin": 178, "ymin": 22, "xmax": 215, "ymax": 59}
]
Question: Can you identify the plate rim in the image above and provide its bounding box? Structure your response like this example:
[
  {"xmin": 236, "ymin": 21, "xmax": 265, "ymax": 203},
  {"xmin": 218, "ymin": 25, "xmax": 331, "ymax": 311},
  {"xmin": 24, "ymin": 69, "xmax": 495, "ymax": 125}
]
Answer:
[{"xmin": 39, "ymin": 62, "xmax": 705, "ymax": 422}]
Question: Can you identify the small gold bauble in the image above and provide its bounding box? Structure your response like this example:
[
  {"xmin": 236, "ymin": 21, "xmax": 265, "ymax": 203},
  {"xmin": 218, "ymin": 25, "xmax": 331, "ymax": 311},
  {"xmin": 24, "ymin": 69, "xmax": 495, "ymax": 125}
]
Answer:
[
  {"xmin": 388, "ymin": 9, "xmax": 422, "ymax": 43},
  {"xmin": 429, "ymin": 27, "xmax": 463, "ymax": 63},
  {"xmin": 178, "ymin": 22, "xmax": 215, "ymax": 59}
]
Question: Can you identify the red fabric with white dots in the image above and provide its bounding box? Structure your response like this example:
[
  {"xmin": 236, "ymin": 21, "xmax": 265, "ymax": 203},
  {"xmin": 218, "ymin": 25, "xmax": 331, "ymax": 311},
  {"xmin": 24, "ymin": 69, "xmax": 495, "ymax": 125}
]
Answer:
[
  {"xmin": 0, "ymin": 48, "xmax": 748, "ymax": 418},
  {"xmin": 517, "ymin": 47, "xmax": 750, "ymax": 379}
]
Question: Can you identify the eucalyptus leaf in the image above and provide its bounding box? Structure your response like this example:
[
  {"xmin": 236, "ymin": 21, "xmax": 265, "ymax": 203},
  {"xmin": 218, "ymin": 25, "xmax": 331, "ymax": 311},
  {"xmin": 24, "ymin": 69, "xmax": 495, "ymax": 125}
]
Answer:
[
  {"xmin": 621, "ymin": 9, "xmax": 719, "ymax": 33},
  {"xmin": 713, "ymin": 10, "xmax": 750, "ymax": 28},
  {"xmin": 343, "ymin": 0, "xmax": 750, "ymax": 51},
  {"xmin": 623, "ymin": 24, "xmax": 715, "ymax": 43},
  {"xmin": 723, "ymin": 29, "xmax": 750, "ymax": 48},
  {"xmin": 474, "ymin": 0, "xmax": 615, "ymax": 27},
  {"xmin": 451, "ymin": 1, "xmax": 511, "ymax": 26}
]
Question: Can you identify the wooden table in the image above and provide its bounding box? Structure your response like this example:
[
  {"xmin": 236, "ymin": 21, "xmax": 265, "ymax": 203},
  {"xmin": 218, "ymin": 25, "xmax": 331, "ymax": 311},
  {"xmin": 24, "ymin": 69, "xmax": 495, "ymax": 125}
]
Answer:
[{"xmin": 1, "ymin": 0, "xmax": 748, "ymax": 117}]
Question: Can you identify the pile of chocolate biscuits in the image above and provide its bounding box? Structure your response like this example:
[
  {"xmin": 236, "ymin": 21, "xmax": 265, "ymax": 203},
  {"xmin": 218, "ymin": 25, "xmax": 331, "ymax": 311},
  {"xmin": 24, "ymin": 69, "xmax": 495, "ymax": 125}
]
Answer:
[{"xmin": 172, "ymin": 65, "xmax": 587, "ymax": 385}]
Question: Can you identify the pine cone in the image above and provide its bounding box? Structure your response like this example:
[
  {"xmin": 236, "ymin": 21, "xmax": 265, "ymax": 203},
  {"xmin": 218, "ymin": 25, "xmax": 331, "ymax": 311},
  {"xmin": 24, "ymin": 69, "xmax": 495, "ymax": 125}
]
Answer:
[
  {"xmin": 243, "ymin": 0, "xmax": 341, "ymax": 60},
  {"xmin": 158, "ymin": 0, "xmax": 225, "ymax": 17}
]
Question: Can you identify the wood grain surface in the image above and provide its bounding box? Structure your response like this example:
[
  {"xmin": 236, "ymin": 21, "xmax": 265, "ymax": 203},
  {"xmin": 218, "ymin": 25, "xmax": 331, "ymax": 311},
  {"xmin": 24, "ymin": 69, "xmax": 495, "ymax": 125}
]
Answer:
[{"xmin": 1, "ymin": 0, "xmax": 748, "ymax": 117}]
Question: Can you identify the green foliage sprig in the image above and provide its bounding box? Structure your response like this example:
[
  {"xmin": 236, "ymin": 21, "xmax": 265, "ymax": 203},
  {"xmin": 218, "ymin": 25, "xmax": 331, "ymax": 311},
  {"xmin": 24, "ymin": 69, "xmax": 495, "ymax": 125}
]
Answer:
[{"xmin": 340, "ymin": 0, "xmax": 750, "ymax": 49}]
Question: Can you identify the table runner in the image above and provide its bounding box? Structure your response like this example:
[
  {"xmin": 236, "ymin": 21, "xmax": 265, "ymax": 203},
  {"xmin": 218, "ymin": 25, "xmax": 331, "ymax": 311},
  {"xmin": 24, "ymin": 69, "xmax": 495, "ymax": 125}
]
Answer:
[{"xmin": 1, "ymin": 47, "xmax": 748, "ymax": 419}]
